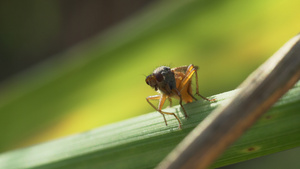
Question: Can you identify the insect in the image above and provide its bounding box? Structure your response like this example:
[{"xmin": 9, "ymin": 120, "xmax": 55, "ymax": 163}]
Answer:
[{"xmin": 145, "ymin": 64, "xmax": 215, "ymax": 129}]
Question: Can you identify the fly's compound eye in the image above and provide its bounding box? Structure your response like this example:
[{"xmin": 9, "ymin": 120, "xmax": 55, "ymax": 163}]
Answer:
[
  {"xmin": 155, "ymin": 73, "xmax": 164, "ymax": 82},
  {"xmin": 145, "ymin": 76, "xmax": 150, "ymax": 85}
]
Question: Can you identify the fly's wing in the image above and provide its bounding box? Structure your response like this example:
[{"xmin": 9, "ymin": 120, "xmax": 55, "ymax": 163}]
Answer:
[
  {"xmin": 171, "ymin": 65, "xmax": 199, "ymax": 74},
  {"xmin": 171, "ymin": 66, "xmax": 188, "ymax": 73}
]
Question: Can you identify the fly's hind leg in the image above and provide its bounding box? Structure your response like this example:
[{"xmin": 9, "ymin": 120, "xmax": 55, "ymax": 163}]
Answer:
[
  {"xmin": 192, "ymin": 65, "xmax": 216, "ymax": 102},
  {"xmin": 146, "ymin": 94, "xmax": 182, "ymax": 128},
  {"xmin": 187, "ymin": 83, "xmax": 198, "ymax": 101},
  {"xmin": 181, "ymin": 64, "xmax": 215, "ymax": 102}
]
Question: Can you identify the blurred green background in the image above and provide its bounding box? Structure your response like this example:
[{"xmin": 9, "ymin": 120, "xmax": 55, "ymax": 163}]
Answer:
[{"xmin": 0, "ymin": 0, "xmax": 299, "ymax": 168}]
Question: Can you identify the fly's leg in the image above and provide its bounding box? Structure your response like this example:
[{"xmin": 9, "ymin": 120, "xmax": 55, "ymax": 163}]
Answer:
[
  {"xmin": 177, "ymin": 64, "xmax": 195, "ymax": 90},
  {"xmin": 193, "ymin": 65, "xmax": 216, "ymax": 102},
  {"xmin": 146, "ymin": 94, "xmax": 182, "ymax": 128},
  {"xmin": 187, "ymin": 84, "xmax": 198, "ymax": 101},
  {"xmin": 146, "ymin": 95, "xmax": 167, "ymax": 125},
  {"xmin": 168, "ymin": 97, "xmax": 172, "ymax": 107},
  {"xmin": 180, "ymin": 64, "xmax": 215, "ymax": 102},
  {"xmin": 174, "ymin": 88, "xmax": 188, "ymax": 118}
]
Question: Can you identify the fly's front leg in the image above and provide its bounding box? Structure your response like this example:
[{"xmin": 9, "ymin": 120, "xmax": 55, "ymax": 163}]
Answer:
[
  {"xmin": 158, "ymin": 95, "xmax": 182, "ymax": 129},
  {"xmin": 146, "ymin": 94, "xmax": 182, "ymax": 129},
  {"xmin": 146, "ymin": 95, "xmax": 167, "ymax": 126}
]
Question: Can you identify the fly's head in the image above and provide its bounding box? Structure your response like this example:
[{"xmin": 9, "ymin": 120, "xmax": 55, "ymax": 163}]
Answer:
[{"xmin": 145, "ymin": 66, "xmax": 176, "ymax": 94}]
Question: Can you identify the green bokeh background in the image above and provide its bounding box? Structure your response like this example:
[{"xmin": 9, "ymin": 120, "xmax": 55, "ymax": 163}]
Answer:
[{"xmin": 0, "ymin": 0, "xmax": 299, "ymax": 167}]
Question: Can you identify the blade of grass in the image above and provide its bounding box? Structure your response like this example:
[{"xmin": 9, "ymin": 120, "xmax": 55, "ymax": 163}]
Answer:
[
  {"xmin": 1, "ymin": 0, "xmax": 300, "ymax": 153},
  {"xmin": 0, "ymin": 81, "xmax": 299, "ymax": 169}
]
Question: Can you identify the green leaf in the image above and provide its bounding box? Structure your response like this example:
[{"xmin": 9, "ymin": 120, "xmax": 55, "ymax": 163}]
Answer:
[{"xmin": 0, "ymin": 81, "xmax": 299, "ymax": 169}]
